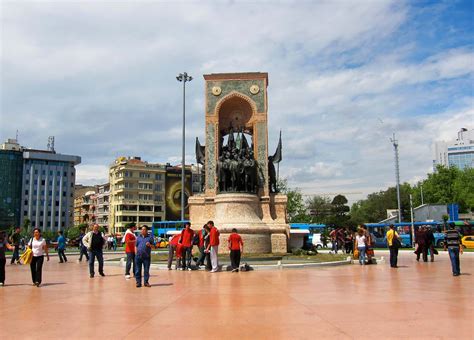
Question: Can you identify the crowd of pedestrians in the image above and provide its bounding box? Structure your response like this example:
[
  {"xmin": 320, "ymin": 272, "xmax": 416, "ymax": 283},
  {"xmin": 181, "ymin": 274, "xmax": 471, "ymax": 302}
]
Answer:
[{"xmin": 0, "ymin": 220, "xmax": 467, "ymax": 288}]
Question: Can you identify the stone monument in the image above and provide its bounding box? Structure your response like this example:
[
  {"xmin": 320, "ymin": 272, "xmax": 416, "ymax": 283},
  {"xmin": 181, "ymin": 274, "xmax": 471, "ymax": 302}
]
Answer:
[{"xmin": 189, "ymin": 72, "xmax": 289, "ymax": 254}]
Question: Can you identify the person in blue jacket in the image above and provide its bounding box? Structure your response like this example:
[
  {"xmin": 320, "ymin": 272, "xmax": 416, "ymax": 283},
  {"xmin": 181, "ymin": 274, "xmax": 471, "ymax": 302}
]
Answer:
[{"xmin": 57, "ymin": 231, "xmax": 68, "ymax": 263}]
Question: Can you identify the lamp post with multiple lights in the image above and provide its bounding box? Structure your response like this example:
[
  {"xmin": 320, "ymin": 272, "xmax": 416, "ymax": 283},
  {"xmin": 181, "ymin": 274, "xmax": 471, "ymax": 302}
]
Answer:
[{"xmin": 176, "ymin": 72, "xmax": 193, "ymax": 221}]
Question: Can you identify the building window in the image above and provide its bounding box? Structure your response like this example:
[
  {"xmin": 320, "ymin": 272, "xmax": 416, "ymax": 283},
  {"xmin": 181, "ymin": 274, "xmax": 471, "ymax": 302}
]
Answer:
[
  {"xmin": 139, "ymin": 183, "xmax": 153, "ymax": 190},
  {"xmin": 42, "ymin": 170, "xmax": 45, "ymax": 175},
  {"xmin": 139, "ymin": 172, "xmax": 151, "ymax": 179},
  {"xmin": 25, "ymin": 190, "xmax": 28, "ymax": 195},
  {"xmin": 155, "ymin": 184, "xmax": 163, "ymax": 191},
  {"xmin": 34, "ymin": 170, "xmax": 38, "ymax": 175},
  {"xmin": 55, "ymin": 201, "xmax": 59, "ymax": 207},
  {"xmin": 49, "ymin": 170, "xmax": 53, "ymax": 176},
  {"xmin": 154, "ymin": 195, "xmax": 162, "ymax": 201},
  {"xmin": 26, "ymin": 169, "xmax": 30, "ymax": 175},
  {"xmin": 24, "ymin": 199, "xmax": 28, "ymax": 205},
  {"xmin": 57, "ymin": 171, "xmax": 60, "ymax": 176},
  {"xmin": 26, "ymin": 179, "xmax": 29, "ymax": 184},
  {"xmin": 155, "ymin": 205, "xmax": 162, "ymax": 212},
  {"xmin": 155, "ymin": 174, "xmax": 162, "ymax": 180}
]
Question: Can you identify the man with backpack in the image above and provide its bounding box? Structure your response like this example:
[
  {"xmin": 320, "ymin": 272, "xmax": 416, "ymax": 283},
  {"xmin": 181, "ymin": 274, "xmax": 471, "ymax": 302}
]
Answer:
[
  {"xmin": 82, "ymin": 224, "xmax": 107, "ymax": 278},
  {"xmin": 386, "ymin": 224, "xmax": 400, "ymax": 268}
]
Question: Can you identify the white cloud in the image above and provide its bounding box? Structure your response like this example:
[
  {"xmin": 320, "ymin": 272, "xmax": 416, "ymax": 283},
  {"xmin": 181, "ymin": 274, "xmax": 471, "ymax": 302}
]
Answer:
[{"xmin": 1, "ymin": 0, "xmax": 472, "ymax": 205}]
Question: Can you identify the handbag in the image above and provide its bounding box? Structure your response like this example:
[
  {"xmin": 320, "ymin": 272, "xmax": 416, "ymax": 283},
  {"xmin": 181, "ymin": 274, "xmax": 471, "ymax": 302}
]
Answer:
[
  {"xmin": 392, "ymin": 233, "xmax": 402, "ymax": 249},
  {"xmin": 366, "ymin": 248, "xmax": 374, "ymax": 256},
  {"xmin": 20, "ymin": 247, "xmax": 33, "ymax": 265},
  {"xmin": 353, "ymin": 248, "xmax": 359, "ymax": 259}
]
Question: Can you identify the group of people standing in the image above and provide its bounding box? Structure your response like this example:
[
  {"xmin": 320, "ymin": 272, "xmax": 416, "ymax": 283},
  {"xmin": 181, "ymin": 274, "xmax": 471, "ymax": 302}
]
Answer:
[
  {"xmin": 166, "ymin": 221, "xmax": 244, "ymax": 273},
  {"xmin": 414, "ymin": 225, "xmax": 436, "ymax": 262},
  {"xmin": 353, "ymin": 226, "xmax": 376, "ymax": 265},
  {"xmin": 384, "ymin": 223, "xmax": 464, "ymax": 275}
]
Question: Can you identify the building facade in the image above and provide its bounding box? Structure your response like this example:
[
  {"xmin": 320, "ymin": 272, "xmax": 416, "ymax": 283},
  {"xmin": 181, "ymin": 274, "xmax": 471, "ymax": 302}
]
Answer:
[
  {"xmin": 1, "ymin": 138, "xmax": 81, "ymax": 231},
  {"xmin": 21, "ymin": 150, "xmax": 81, "ymax": 230},
  {"xmin": 109, "ymin": 157, "xmax": 166, "ymax": 234},
  {"xmin": 0, "ymin": 139, "xmax": 24, "ymax": 228},
  {"xmin": 73, "ymin": 185, "xmax": 96, "ymax": 226},
  {"xmin": 96, "ymin": 183, "xmax": 110, "ymax": 231},
  {"xmin": 434, "ymin": 128, "xmax": 474, "ymax": 170}
]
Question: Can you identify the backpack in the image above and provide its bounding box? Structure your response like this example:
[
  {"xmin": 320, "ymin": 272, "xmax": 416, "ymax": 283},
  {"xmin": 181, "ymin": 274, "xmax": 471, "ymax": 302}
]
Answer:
[
  {"xmin": 239, "ymin": 262, "xmax": 252, "ymax": 272},
  {"xmin": 192, "ymin": 234, "xmax": 200, "ymax": 246}
]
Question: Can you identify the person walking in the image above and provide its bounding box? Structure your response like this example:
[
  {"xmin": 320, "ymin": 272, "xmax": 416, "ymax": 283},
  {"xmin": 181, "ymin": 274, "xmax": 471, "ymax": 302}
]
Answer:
[
  {"xmin": 330, "ymin": 228, "xmax": 338, "ymax": 253},
  {"xmin": 386, "ymin": 224, "xmax": 400, "ymax": 268},
  {"xmin": 77, "ymin": 228, "xmax": 89, "ymax": 262},
  {"xmin": 179, "ymin": 222, "xmax": 194, "ymax": 271},
  {"xmin": 167, "ymin": 234, "xmax": 180, "ymax": 270},
  {"xmin": 355, "ymin": 228, "xmax": 367, "ymax": 265},
  {"xmin": 124, "ymin": 224, "xmax": 136, "ymax": 280},
  {"xmin": 228, "ymin": 228, "xmax": 244, "ymax": 272},
  {"xmin": 57, "ymin": 231, "xmax": 68, "ymax": 263},
  {"xmin": 426, "ymin": 226, "xmax": 436, "ymax": 262},
  {"xmin": 0, "ymin": 231, "xmax": 15, "ymax": 286},
  {"xmin": 82, "ymin": 224, "xmax": 106, "ymax": 278},
  {"xmin": 28, "ymin": 228, "xmax": 50, "ymax": 287},
  {"xmin": 206, "ymin": 221, "xmax": 220, "ymax": 273},
  {"xmin": 415, "ymin": 226, "xmax": 428, "ymax": 262},
  {"xmin": 135, "ymin": 225, "xmax": 155, "ymax": 288},
  {"xmin": 9, "ymin": 227, "xmax": 21, "ymax": 265},
  {"xmin": 444, "ymin": 224, "xmax": 463, "ymax": 276}
]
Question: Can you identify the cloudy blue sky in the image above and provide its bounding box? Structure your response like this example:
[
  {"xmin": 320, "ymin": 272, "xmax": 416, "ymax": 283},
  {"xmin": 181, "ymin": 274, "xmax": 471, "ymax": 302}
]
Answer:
[{"xmin": 1, "ymin": 0, "xmax": 473, "ymax": 203}]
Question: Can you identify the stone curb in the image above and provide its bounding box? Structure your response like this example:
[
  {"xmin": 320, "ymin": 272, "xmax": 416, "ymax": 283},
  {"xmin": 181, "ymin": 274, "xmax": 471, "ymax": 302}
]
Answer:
[{"xmin": 104, "ymin": 257, "xmax": 353, "ymax": 271}]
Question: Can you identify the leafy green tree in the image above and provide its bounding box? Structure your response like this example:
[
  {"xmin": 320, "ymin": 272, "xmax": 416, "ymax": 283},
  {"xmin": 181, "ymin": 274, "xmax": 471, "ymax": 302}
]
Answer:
[
  {"xmin": 327, "ymin": 195, "xmax": 350, "ymax": 227},
  {"xmin": 453, "ymin": 167, "xmax": 474, "ymax": 212},
  {"xmin": 350, "ymin": 184, "xmax": 411, "ymax": 223},
  {"xmin": 23, "ymin": 218, "xmax": 31, "ymax": 231},
  {"xmin": 306, "ymin": 195, "xmax": 331, "ymax": 224},
  {"xmin": 418, "ymin": 165, "xmax": 459, "ymax": 206},
  {"xmin": 65, "ymin": 227, "xmax": 81, "ymax": 240},
  {"xmin": 278, "ymin": 178, "xmax": 310, "ymax": 223}
]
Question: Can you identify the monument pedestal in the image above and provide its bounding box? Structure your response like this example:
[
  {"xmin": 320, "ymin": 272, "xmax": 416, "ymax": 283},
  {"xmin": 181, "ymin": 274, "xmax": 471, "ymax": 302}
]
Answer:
[{"xmin": 189, "ymin": 193, "xmax": 289, "ymax": 254}]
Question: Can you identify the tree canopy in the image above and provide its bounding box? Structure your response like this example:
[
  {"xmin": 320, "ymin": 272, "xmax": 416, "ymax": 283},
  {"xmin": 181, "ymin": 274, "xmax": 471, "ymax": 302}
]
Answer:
[{"xmin": 280, "ymin": 165, "xmax": 472, "ymax": 225}]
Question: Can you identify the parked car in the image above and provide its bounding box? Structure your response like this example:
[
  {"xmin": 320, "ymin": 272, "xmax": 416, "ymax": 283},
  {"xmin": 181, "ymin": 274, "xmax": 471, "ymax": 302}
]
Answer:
[
  {"xmin": 461, "ymin": 236, "xmax": 474, "ymax": 249},
  {"xmin": 310, "ymin": 233, "xmax": 332, "ymax": 249}
]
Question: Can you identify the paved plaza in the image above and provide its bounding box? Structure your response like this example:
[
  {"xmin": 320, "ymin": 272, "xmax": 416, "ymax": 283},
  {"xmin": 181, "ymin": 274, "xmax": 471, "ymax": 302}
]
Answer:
[{"xmin": 0, "ymin": 251, "xmax": 472, "ymax": 339}]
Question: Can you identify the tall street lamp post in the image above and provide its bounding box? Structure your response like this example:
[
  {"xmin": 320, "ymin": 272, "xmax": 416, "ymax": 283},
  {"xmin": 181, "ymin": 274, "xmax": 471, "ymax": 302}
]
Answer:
[{"xmin": 176, "ymin": 72, "xmax": 193, "ymax": 221}]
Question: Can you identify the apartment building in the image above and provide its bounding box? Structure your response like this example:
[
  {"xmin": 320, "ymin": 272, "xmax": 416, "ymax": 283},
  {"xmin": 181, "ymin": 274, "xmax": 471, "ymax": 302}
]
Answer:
[{"xmin": 109, "ymin": 157, "xmax": 166, "ymax": 234}]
